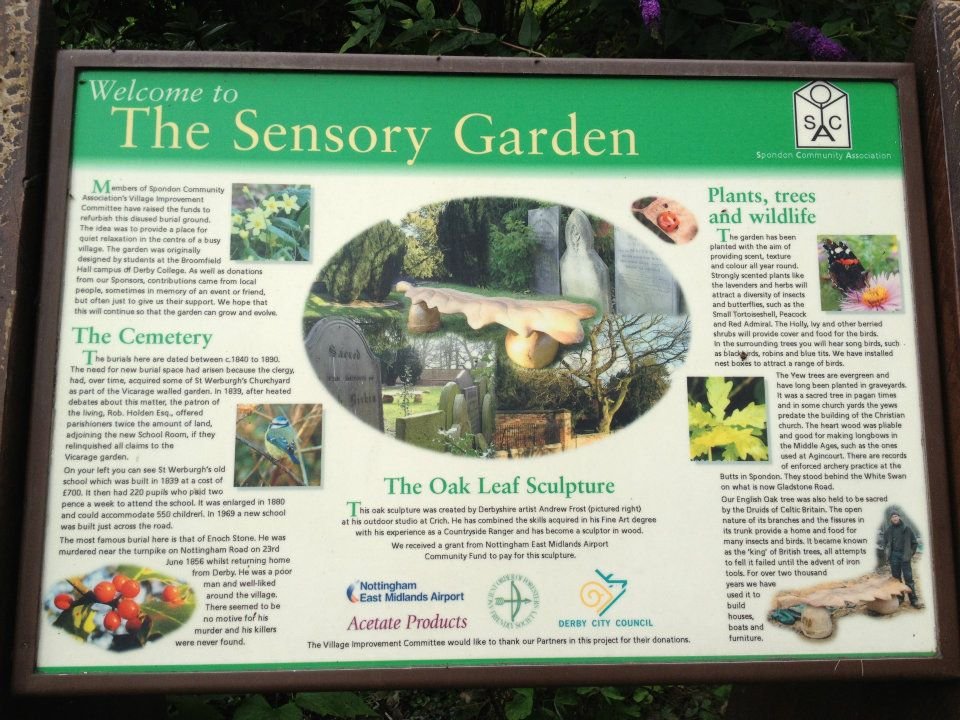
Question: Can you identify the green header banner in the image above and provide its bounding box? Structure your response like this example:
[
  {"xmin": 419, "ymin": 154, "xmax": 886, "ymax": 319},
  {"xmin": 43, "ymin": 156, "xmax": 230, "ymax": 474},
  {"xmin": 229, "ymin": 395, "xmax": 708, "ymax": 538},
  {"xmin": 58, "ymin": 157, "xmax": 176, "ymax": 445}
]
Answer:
[{"xmin": 71, "ymin": 70, "xmax": 903, "ymax": 172}]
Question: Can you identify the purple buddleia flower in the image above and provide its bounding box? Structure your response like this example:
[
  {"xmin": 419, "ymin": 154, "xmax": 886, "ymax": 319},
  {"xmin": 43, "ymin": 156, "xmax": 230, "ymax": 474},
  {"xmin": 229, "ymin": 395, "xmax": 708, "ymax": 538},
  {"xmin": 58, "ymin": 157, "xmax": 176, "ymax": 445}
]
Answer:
[
  {"xmin": 786, "ymin": 23, "xmax": 819, "ymax": 46},
  {"xmin": 787, "ymin": 22, "xmax": 852, "ymax": 61},
  {"xmin": 809, "ymin": 35, "xmax": 852, "ymax": 61},
  {"xmin": 639, "ymin": 0, "xmax": 661, "ymax": 32}
]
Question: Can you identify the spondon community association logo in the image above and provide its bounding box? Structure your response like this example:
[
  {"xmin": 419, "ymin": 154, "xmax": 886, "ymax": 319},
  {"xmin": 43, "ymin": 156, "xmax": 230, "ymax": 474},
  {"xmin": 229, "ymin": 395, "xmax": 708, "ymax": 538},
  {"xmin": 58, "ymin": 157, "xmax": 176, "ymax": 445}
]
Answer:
[
  {"xmin": 487, "ymin": 574, "xmax": 540, "ymax": 629},
  {"xmin": 794, "ymin": 81, "xmax": 851, "ymax": 149},
  {"xmin": 346, "ymin": 580, "xmax": 465, "ymax": 604}
]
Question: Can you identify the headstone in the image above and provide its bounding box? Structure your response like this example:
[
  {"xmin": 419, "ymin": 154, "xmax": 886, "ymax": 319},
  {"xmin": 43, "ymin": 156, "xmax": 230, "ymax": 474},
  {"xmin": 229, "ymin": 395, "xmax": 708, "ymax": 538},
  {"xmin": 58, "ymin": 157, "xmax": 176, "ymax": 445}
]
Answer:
[
  {"xmin": 395, "ymin": 410, "xmax": 445, "ymax": 451},
  {"xmin": 438, "ymin": 382, "xmax": 459, "ymax": 428},
  {"xmin": 465, "ymin": 386, "xmax": 481, "ymax": 435},
  {"xmin": 560, "ymin": 209, "xmax": 611, "ymax": 313},
  {"xmin": 452, "ymin": 394, "xmax": 471, "ymax": 432},
  {"xmin": 613, "ymin": 228, "xmax": 682, "ymax": 315},
  {"xmin": 305, "ymin": 317, "xmax": 384, "ymax": 431},
  {"xmin": 413, "ymin": 392, "xmax": 423, "ymax": 404},
  {"xmin": 478, "ymin": 376, "xmax": 488, "ymax": 401},
  {"xmin": 528, "ymin": 206, "xmax": 561, "ymax": 294},
  {"xmin": 481, "ymin": 393, "xmax": 495, "ymax": 438},
  {"xmin": 382, "ymin": 394, "xmax": 394, "ymax": 404},
  {"xmin": 455, "ymin": 369, "xmax": 475, "ymax": 393}
]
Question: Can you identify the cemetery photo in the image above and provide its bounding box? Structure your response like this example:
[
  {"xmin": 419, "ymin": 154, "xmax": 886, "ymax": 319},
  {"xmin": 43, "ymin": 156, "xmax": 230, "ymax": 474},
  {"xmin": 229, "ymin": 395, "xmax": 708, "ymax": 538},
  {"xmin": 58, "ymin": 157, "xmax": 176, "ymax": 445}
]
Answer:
[
  {"xmin": 234, "ymin": 404, "xmax": 324, "ymax": 487},
  {"xmin": 818, "ymin": 234, "xmax": 902, "ymax": 312},
  {"xmin": 303, "ymin": 196, "xmax": 691, "ymax": 458},
  {"xmin": 630, "ymin": 195, "xmax": 700, "ymax": 244},
  {"xmin": 687, "ymin": 376, "xmax": 769, "ymax": 462},
  {"xmin": 229, "ymin": 183, "xmax": 311, "ymax": 262}
]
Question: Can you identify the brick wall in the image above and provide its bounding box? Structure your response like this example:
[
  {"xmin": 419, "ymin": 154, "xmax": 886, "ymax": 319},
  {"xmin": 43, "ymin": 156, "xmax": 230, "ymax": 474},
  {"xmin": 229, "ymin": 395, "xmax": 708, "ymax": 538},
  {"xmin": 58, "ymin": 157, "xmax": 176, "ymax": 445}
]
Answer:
[{"xmin": 419, "ymin": 369, "xmax": 462, "ymax": 385}]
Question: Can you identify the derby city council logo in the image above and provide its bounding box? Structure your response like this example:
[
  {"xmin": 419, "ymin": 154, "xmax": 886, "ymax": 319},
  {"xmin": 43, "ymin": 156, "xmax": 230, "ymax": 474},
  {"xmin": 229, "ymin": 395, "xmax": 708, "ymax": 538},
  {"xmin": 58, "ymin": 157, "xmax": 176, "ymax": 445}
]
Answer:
[
  {"xmin": 794, "ymin": 81, "xmax": 851, "ymax": 149},
  {"xmin": 487, "ymin": 574, "xmax": 539, "ymax": 629},
  {"xmin": 580, "ymin": 569, "xmax": 627, "ymax": 617}
]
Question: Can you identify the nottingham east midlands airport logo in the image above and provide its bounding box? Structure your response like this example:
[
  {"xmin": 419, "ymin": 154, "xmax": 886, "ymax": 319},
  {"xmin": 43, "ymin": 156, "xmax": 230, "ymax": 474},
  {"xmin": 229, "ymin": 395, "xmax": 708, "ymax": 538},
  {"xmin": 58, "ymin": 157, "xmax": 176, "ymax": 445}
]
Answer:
[
  {"xmin": 487, "ymin": 574, "xmax": 540, "ymax": 629},
  {"xmin": 794, "ymin": 81, "xmax": 851, "ymax": 149}
]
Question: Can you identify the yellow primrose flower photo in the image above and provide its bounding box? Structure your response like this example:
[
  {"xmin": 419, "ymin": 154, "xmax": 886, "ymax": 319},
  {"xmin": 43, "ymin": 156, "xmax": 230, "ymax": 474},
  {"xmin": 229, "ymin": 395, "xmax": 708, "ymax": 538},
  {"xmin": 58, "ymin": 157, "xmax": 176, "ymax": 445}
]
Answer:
[{"xmin": 230, "ymin": 183, "xmax": 311, "ymax": 262}]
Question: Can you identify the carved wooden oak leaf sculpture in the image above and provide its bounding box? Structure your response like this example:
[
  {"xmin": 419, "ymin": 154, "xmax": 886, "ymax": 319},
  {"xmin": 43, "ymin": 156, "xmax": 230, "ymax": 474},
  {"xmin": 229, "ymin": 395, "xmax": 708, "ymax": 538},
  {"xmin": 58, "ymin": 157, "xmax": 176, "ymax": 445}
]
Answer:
[
  {"xmin": 775, "ymin": 574, "xmax": 912, "ymax": 639},
  {"xmin": 775, "ymin": 574, "xmax": 911, "ymax": 611},
  {"xmin": 395, "ymin": 282, "xmax": 596, "ymax": 369}
]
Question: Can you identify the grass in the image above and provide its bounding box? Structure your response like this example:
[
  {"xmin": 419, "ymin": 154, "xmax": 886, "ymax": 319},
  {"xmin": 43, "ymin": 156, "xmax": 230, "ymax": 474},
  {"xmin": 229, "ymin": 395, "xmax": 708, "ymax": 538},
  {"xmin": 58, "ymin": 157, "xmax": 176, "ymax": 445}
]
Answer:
[
  {"xmin": 381, "ymin": 385, "xmax": 442, "ymax": 433},
  {"xmin": 302, "ymin": 284, "xmax": 601, "ymax": 345},
  {"xmin": 303, "ymin": 291, "xmax": 403, "ymax": 320}
]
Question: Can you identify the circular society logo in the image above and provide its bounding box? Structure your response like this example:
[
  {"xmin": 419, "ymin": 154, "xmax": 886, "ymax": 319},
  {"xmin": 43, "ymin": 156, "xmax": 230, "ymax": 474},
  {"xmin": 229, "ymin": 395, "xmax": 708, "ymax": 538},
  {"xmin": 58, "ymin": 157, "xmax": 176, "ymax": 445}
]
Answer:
[
  {"xmin": 346, "ymin": 582, "xmax": 361, "ymax": 603},
  {"xmin": 487, "ymin": 574, "xmax": 540, "ymax": 629}
]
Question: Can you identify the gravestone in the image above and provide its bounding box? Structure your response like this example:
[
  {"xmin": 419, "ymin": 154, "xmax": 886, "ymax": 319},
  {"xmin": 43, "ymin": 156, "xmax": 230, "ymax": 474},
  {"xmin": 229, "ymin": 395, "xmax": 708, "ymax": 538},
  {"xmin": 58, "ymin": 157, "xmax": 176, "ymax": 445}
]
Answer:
[
  {"xmin": 395, "ymin": 411, "xmax": 445, "ymax": 451},
  {"xmin": 465, "ymin": 386, "xmax": 481, "ymax": 437},
  {"xmin": 560, "ymin": 209, "xmax": 611, "ymax": 313},
  {"xmin": 481, "ymin": 393, "xmax": 495, "ymax": 438},
  {"xmin": 478, "ymin": 376, "xmax": 488, "ymax": 402},
  {"xmin": 528, "ymin": 206, "xmax": 561, "ymax": 294},
  {"xmin": 613, "ymin": 228, "xmax": 682, "ymax": 315},
  {"xmin": 452, "ymin": 394, "xmax": 471, "ymax": 432},
  {"xmin": 438, "ymin": 382, "xmax": 459, "ymax": 428},
  {"xmin": 455, "ymin": 369, "xmax": 475, "ymax": 393},
  {"xmin": 305, "ymin": 317, "xmax": 384, "ymax": 431}
]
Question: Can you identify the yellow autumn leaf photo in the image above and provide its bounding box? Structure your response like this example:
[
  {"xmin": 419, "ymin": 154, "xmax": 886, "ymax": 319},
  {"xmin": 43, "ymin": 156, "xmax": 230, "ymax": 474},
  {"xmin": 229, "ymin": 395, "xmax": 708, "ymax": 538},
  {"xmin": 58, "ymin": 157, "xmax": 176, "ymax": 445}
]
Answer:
[{"xmin": 687, "ymin": 376, "xmax": 769, "ymax": 462}]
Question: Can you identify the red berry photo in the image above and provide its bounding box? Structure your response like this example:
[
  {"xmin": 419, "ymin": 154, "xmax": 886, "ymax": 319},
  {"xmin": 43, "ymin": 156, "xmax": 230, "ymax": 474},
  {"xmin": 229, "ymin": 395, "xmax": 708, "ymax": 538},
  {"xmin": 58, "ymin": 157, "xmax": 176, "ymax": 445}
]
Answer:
[{"xmin": 45, "ymin": 564, "xmax": 195, "ymax": 652}]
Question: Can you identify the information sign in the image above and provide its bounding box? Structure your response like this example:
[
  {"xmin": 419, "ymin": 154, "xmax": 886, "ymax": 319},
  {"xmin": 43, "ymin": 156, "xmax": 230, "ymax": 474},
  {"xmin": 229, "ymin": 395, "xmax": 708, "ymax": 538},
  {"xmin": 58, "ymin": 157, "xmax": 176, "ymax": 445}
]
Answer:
[{"xmin": 14, "ymin": 53, "xmax": 957, "ymax": 691}]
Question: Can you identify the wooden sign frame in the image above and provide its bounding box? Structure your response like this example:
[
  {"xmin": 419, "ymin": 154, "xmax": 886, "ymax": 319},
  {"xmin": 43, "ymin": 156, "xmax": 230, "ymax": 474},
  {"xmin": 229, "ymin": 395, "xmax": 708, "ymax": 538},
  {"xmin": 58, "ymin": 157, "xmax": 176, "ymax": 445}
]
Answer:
[{"xmin": 13, "ymin": 51, "xmax": 959, "ymax": 693}]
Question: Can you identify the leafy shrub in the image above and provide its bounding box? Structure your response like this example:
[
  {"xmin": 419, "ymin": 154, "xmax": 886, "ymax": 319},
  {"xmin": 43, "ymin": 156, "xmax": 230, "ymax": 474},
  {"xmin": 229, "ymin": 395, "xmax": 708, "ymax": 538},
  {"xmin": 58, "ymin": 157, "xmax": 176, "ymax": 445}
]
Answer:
[
  {"xmin": 55, "ymin": 1, "xmax": 923, "ymax": 64},
  {"xmin": 333, "ymin": 0, "xmax": 920, "ymax": 62},
  {"xmin": 609, "ymin": 362, "xmax": 671, "ymax": 430},
  {"xmin": 379, "ymin": 345, "xmax": 424, "ymax": 386},
  {"xmin": 435, "ymin": 199, "xmax": 488, "ymax": 285},
  {"xmin": 401, "ymin": 203, "xmax": 446, "ymax": 279},
  {"xmin": 170, "ymin": 684, "xmax": 731, "ymax": 719},
  {"xmin": 436, "ymin": 197, "xmax": 523, "ymax": 285},
  {"xmin": 53, "ymin": 0, "xmax": 352, "ymax": 51},
  {"xmin": 495, "ymin": 349, "xmax": 596, "ymax": 430},
  {"xmin": 488, "ymin": 209, "xmax": 539, "ymax": 291},
  {"xmin": 319, "ymin": 221, "xmax": 405, "ymax": 303}
]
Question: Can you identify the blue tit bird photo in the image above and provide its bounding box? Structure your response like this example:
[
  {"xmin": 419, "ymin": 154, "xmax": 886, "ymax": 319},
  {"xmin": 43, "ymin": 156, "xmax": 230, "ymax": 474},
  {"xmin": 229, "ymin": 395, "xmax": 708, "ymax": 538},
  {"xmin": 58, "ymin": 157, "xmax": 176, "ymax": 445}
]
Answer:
[{"xmin": 265, "ymin": 415, "xmax": 307, "ymax": 485}]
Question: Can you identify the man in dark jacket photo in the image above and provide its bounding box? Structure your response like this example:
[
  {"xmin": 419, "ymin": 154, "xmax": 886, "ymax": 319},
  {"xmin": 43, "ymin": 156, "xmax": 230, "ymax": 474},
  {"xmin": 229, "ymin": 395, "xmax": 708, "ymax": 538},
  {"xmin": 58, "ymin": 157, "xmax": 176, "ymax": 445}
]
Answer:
[{"xmin": 883, "ymin": 510, "xmax": 922, "ymax": 608}]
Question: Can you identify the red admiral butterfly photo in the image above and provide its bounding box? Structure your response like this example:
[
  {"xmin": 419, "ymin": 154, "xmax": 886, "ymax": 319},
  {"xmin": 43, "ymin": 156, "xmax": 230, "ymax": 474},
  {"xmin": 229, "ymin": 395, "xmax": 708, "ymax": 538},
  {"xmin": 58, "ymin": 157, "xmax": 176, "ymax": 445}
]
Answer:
[
  {"xmin": 822, "ymin": 238, "xmax": 869, "ymax": 293},
  {"xmin": 817, "ymin": 235, "xmax": 903, "ymax": 312}
]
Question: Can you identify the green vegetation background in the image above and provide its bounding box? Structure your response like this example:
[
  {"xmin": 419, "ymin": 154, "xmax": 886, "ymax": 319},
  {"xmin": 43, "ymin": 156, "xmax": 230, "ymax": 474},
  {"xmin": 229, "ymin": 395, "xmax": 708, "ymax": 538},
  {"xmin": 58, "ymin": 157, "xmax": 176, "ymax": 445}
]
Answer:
[{"xmin": 52, "ymin": 1, "xmax": 922, "ymax": 718}]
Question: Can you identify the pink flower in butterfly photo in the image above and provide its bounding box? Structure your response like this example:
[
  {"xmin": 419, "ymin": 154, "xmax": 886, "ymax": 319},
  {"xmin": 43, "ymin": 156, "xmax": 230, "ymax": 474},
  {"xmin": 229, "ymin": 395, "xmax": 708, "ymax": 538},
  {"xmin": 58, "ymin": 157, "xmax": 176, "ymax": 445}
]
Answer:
[{"xmin": 839, "ymin": 273, "xmax": 903, "ymax": 312}]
